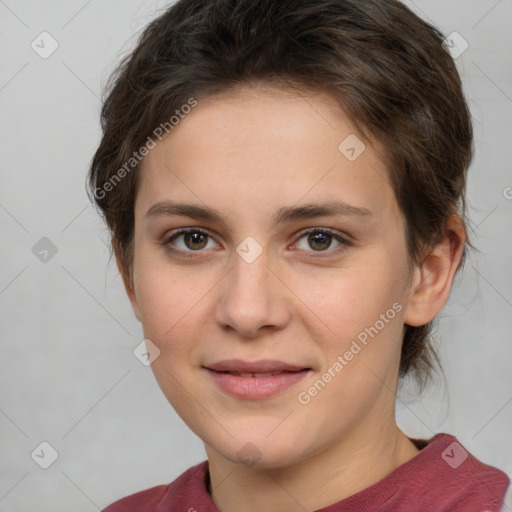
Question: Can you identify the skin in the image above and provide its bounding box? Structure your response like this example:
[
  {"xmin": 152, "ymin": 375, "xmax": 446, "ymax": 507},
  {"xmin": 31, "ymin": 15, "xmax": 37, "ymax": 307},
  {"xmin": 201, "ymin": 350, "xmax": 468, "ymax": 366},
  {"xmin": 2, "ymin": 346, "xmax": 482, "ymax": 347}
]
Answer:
[{"xmin": 116, "ymin": 83, "xmax": 464, "ymax": 512}]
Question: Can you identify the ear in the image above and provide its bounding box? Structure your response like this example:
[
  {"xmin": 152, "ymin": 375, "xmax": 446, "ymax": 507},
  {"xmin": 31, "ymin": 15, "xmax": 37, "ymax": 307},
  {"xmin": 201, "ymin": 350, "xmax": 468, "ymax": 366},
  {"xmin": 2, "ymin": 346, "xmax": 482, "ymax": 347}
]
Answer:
[
  {"xmin": 403, "ymin": 216, "xmax": 465, "ymax": 327},
  {"xmin": 113, "ymin": 241, "xmax": 141, "ymax": 322}
]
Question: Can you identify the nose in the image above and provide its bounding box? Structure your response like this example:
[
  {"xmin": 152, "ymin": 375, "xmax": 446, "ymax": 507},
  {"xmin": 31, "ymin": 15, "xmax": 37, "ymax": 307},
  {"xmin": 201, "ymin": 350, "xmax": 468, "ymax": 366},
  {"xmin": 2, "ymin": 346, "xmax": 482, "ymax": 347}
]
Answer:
[{"xmin": 214, "ymin": 245, "xmax": 291, "ymax": 338}]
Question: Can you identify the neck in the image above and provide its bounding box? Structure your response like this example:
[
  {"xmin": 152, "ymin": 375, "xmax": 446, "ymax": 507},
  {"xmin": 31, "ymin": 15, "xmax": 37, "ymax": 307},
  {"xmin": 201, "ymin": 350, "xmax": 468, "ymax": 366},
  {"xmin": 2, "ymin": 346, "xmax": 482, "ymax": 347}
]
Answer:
[{"xmin": 206, "ymin": 421, "xmax": 420, "ymax": 512}]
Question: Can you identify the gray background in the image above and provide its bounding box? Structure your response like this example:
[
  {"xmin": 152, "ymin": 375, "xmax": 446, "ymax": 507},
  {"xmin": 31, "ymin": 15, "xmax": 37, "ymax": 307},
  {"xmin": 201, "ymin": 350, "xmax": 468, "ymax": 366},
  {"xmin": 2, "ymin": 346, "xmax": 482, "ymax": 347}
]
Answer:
[{"xmin": 0, "ymin": 0, "xmax": 511, "ymax": 510}]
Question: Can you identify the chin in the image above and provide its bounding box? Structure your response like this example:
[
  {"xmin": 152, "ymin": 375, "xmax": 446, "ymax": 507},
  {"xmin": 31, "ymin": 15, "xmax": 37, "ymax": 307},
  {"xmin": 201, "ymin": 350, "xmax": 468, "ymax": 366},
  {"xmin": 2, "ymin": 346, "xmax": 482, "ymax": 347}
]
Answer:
[{"xmin": 206, "ymin": 429, "xmax": 314, "ymax": 470}]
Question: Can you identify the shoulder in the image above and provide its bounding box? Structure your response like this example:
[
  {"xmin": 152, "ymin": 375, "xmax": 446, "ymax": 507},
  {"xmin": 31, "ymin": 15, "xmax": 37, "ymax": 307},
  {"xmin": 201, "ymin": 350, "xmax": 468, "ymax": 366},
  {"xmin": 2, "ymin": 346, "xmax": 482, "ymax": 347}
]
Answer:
[
  {"xmin": 101, "ymin": 461, "xmax": 209, "ymax": 512},
  {"xmin": 408, "ymin": 433, "xmax": 510, "ymax": 512},
  {"xmin": 102, "ymin": 484, "xmax": 169, "ymax": 512}
]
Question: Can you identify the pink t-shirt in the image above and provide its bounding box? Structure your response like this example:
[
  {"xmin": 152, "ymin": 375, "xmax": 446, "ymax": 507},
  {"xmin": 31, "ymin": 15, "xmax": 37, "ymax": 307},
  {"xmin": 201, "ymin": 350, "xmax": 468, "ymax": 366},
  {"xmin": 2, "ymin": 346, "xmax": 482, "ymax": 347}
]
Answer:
[{"xmin": 103, "ymin": 433, "xmax": 510, "ymax": 511}]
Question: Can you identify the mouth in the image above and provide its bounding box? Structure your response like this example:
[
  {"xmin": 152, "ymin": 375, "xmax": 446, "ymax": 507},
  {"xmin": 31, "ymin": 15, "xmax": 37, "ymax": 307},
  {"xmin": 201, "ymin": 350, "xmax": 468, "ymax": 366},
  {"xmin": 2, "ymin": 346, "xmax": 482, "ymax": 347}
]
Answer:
[
  {"xmin": 204, "ymin": 358, "xmax": 311, "ymax": 373},
  {"xmin": 214, "ymin": 370, "xmax": 304, "ymax": 378},
  {"xmin": 203, "ymin": 360, "xmax": 312, "ymax": 399}
]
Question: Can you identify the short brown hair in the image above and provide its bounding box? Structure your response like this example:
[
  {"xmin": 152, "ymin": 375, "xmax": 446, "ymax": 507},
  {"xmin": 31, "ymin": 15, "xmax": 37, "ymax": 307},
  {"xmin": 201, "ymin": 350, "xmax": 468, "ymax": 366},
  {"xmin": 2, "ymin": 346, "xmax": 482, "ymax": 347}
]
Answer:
[{"xmin": 87, "ymin": 0, "xmax": 473, "ymax": 387}]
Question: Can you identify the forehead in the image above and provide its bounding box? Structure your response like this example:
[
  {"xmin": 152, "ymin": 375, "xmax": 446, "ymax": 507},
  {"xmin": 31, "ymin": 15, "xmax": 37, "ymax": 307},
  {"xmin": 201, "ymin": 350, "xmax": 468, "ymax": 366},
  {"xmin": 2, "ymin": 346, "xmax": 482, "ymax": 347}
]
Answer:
[{"xmin": 136, "ymin": 84, "xmax": 399, "ymax": 226}]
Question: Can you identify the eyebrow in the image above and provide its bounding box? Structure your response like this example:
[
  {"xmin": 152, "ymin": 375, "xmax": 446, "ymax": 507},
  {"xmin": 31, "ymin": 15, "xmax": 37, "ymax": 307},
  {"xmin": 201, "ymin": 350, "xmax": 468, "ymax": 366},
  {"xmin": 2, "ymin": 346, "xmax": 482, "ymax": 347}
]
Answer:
[{"xmin": 145, "ymin": 200, "xmax": 373, "ymax": 229}]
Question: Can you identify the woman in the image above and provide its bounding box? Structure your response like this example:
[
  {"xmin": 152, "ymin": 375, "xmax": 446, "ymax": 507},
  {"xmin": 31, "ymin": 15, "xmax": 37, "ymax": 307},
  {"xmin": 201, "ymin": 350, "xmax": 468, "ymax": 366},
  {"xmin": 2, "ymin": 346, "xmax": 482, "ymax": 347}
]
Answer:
[{"xmin": 88, "ymin": 0, "xmax": 510, "ymax": 510}]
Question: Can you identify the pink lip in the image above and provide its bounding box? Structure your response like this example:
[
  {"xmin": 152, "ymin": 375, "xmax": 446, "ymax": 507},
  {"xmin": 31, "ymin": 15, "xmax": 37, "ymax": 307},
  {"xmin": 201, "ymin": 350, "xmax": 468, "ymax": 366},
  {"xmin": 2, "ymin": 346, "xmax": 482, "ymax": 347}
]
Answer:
[
  {"xmin": 205, "ymin": 359, "xmax": 308, "ymax": 373},
  {"xmin": 203, "ymin": 359, "xmax": 311, "ymax": 399}
]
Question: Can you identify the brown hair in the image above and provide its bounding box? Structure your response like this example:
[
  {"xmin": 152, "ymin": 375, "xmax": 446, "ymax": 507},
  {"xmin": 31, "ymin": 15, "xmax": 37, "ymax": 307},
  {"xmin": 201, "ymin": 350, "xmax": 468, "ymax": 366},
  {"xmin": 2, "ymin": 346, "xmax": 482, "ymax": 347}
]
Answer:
[{"xmin": 87, "ymin": 0, "xmax": 473, "ymax": 387}]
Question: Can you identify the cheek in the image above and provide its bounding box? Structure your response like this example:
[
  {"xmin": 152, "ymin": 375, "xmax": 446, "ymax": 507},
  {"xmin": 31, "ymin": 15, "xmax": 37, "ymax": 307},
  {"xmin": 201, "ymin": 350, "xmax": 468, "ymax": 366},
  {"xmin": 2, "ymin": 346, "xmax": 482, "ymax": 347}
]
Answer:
[
  {"xmin": 293, "ymin": 256, "xmax": 407, "ymax": 373},
  {"xmin": 296, "ymin": 263, "xmax": 402, "ymax": 335},
  {"xmin": 132, "ymin": 242, "xmax": 207, "ymax": 339},
  {"xmin": 133, "ymin": 263, "xmax": 208, "ymax": 416}
]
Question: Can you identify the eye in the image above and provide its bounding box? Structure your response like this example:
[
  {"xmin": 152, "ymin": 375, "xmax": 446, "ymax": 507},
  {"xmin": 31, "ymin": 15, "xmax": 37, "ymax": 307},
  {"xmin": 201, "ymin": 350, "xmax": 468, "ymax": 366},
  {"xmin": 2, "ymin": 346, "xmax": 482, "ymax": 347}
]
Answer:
[
  {"xmin": 164, "ymin": 228, "xmax": 218, "ymax": 254},
  {"xmin": 292, "ymin": 228, "xmax": 351, "ymax": 255},
  {"xmin": 162, "ymin": 226, "xmax": 351, "ymax": 259}
]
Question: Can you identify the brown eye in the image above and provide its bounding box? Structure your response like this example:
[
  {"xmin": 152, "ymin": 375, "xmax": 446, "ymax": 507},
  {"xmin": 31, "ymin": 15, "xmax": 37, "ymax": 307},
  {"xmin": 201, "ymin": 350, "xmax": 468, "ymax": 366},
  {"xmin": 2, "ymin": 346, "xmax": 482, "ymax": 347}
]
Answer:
[
  {"xmin": 293, "ymin": 228, "xmax": 351, "ymax": 256},
  {"xmin": 307, "ymin": 231, "xmax": 332, "ymax": 251},
  {"xmin": 165, "ymin": 228, "xmax": 216, "ymax": 253},
  {"xmin": 183, "ymin": 232, "xmax": 208, "ymax": 250}
]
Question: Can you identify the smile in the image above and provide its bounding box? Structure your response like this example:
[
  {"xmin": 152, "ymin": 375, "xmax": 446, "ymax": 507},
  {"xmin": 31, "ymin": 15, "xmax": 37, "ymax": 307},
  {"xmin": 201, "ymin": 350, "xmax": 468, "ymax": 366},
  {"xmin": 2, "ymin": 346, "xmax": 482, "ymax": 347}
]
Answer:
[{"xmin": 205, "ymin": 368, "xmax": 311, "ymax": 399}]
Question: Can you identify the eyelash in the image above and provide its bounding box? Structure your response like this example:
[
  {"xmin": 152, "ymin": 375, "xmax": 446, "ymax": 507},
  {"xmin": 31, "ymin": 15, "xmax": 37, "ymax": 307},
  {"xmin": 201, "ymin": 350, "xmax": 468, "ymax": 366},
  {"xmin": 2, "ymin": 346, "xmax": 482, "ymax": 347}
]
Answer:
[{"xmin": 162, "ymin": 227, "xmax": 352, "ymax": 259}]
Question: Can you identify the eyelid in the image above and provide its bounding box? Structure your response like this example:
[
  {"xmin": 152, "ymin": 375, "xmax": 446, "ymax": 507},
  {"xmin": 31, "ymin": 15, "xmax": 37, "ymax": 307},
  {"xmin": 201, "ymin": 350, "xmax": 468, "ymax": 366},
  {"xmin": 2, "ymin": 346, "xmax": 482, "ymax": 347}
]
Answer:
[
  {"xmin": 164, "ymin": 227, "xmax": 218, "ymax": 246},
  {"xmin": 290, "ymin": 226, "xmax": 352, "ymax": 255},
  {"xmin": 293, "ymin": 226, "xmax": 352, "ymax": 243}
]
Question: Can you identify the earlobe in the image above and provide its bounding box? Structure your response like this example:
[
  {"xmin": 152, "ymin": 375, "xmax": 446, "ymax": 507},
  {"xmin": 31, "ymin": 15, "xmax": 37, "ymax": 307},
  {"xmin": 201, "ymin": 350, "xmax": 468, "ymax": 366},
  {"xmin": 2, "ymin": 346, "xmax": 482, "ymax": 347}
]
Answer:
[
  {"xmin": 403, "ymin": 217, "xmax": 465, "ymax": 327},
  {"xmin": 113, "ymin": 241, "xmax": 142, "ymax": 322}
]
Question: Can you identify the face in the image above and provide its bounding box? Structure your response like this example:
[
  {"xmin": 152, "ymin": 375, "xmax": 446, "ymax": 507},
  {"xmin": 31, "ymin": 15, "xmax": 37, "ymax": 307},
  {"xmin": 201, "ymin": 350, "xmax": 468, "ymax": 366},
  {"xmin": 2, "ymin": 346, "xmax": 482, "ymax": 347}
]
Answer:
[{"xmin": 126, "ymin": 84, "xmax": 417, "ymax": 468}]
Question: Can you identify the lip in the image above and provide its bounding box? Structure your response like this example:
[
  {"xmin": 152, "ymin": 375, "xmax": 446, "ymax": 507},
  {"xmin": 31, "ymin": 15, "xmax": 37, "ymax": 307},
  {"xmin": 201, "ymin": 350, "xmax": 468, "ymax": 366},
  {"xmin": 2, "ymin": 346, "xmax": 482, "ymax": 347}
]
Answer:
[
  {"xmin": 204, "ymin": 359, "xmax": 309, "ymax": 373},
  {"xmin": 203, "ymin": 359, "xmax": 311, "ymax": 399}
]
